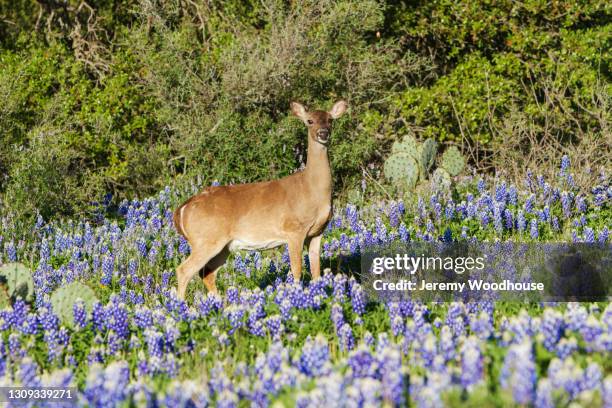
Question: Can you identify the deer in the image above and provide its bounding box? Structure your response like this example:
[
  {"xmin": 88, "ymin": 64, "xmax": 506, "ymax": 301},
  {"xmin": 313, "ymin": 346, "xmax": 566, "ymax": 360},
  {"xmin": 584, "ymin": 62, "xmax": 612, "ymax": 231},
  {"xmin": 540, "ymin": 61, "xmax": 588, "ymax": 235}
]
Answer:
[{"xmin": 172, "ymin": 100, "xmax": 348, "ymax": 299}]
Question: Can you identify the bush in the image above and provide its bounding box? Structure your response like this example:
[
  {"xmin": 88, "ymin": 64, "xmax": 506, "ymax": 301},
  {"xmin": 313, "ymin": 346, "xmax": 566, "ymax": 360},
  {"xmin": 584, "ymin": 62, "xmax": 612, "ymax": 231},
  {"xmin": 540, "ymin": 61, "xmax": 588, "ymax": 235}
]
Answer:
[{"xmin": 0, "ymin": 0, "xmax": 609, "ymax": 219}]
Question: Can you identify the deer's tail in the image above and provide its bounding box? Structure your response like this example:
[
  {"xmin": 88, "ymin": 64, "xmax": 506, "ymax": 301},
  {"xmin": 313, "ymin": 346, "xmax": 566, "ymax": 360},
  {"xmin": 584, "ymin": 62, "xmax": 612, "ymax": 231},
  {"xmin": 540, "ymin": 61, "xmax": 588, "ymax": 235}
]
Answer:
[{"xmin": 173, "ymin": 203, "xmax": 188, "ymax": 239}]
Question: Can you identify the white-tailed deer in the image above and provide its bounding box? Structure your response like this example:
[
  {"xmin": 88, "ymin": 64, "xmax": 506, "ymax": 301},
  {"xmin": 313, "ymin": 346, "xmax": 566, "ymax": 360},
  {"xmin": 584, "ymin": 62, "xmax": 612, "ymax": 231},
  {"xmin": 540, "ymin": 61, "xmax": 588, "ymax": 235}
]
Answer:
[{"xmin": 173, "ymin": 100, "xmax": 348, "ymax": 299}]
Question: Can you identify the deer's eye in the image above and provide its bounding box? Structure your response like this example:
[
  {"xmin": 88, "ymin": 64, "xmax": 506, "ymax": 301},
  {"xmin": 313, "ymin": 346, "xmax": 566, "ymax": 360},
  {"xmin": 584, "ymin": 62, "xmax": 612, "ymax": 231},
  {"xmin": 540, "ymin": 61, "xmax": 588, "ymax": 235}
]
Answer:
[{"xmin": 307, "ymin": 119, "xmax": 314, "ymax": 125}]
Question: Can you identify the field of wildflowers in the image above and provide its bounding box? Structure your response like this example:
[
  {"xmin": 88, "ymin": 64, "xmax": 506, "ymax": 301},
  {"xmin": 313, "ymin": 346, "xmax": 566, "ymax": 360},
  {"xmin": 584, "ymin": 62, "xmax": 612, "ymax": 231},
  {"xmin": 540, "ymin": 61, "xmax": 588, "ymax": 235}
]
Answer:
[{"xmin": 0, "ymin": 156, "xmax": 609, "ymax": 407}]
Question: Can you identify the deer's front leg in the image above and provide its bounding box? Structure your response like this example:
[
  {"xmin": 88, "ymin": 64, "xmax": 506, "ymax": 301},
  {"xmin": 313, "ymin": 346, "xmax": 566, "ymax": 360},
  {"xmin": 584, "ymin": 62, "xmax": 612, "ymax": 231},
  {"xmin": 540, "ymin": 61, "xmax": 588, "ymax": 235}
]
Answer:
[
  {"xmin": 308, "ymin": 234, "xmax": 323, "ymax": 280},
  {"xmin": 287, "ymin": 236, "xmax": 305, "ymax": 282}
]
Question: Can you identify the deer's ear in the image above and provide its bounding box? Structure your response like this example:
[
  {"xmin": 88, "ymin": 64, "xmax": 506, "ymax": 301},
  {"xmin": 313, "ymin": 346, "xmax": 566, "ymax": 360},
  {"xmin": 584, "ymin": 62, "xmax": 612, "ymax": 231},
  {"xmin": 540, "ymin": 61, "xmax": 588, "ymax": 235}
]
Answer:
[
  {"xmin": 329, "ymin": 100, "xmax": 347, "ymax": 119},
  {"xmin": 290, "ymin": 102, "xmax": 308, "ymax": 120}
]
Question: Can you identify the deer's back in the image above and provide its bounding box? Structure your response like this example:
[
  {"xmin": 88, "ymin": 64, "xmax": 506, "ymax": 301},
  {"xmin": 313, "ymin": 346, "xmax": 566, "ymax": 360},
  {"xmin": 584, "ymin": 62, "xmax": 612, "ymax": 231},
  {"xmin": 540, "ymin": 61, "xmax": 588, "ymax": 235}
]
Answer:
[{"xmin": 174, "ymin": 173, "xmax": 330, "ymax": 245}]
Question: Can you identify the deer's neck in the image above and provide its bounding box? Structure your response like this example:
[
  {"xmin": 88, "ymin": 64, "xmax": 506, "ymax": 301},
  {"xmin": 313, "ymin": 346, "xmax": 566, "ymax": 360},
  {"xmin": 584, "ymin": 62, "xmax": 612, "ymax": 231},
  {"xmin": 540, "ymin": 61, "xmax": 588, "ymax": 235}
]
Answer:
[{"xmin": 304, "ymin": 137, "xmax": 332, "ymax": 200}]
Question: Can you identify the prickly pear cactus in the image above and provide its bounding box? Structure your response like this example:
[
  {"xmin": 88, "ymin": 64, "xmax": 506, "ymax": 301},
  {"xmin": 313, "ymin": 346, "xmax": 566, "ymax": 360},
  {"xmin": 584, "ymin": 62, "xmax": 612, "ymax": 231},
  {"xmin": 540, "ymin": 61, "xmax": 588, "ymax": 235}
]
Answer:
[
  {"xmin": 384, "ymin": 152, "xmax": 419, "ymax": 190},
  {"xmin": 441, "ymin": 146, "xmax": 465, "ymax": 176},
  {"xmin": 50, "ymin": 282, "xmax": 98, "ymax": 327},
  {"xmin": 0, "ymin": 288, "xmax": 10, "ymax": 309},
  {"xmin": 0, "ymin": 263, "xmax": 34, "ymax": 302},
  {"xmin": 431, "ymin": 168, "xmax": 452, "ymax": 193},
  {"xmin": 391, "ymin": 135, "xmax": 418, "ymax": 156},
  {"xmin": 420, "ymin": 138, "xmax": 438, "ymax": 173}
]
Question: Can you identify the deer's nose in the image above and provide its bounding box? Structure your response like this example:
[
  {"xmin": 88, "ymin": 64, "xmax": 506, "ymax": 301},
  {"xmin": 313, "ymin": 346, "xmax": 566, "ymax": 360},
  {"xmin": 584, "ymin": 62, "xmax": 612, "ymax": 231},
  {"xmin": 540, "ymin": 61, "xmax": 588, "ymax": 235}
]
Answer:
[{"xmin": 317, "ymin": 128, "xmax": 330, "ymax": 142}]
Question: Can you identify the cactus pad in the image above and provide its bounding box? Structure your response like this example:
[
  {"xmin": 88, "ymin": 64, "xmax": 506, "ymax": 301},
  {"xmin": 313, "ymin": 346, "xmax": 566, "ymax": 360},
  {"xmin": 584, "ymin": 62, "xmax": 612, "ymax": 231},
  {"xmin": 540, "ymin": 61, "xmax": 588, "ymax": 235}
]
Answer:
[
  {"xmin": 0, "ymin": 288, "xmax": 10, "ymax": 310},
  {"xmin": 441, "ymin": 146, "xmax": 465, "ymax": 176},
  {"xmin": 391, "ymin": 135, "xmax": 418, "ymax": 157},
  {"xmin": 384, "ymin": 152, "xmax": 419, "ymax": 190},
  {"xmin": 0, "ymin": 263, "xmax": 34, "ymax": 302},
  {"xmin": 431, "ymin": 168, "xmax": 452, "ymax": 193},
  {"xmin": 50, "ymin": 281, "xmax": 99, "ymax": 328},
  {"xmin": 420, "ymin": 138, "xmax": 438, "ymax": 173}
]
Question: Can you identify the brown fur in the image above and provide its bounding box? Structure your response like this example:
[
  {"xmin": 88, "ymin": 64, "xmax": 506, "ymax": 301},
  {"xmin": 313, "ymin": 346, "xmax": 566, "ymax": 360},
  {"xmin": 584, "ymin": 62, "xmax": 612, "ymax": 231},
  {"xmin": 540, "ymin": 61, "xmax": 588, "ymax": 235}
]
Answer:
[{"xmin": 173, "ymin": 101, "xmax": 347, "ymax": 299}]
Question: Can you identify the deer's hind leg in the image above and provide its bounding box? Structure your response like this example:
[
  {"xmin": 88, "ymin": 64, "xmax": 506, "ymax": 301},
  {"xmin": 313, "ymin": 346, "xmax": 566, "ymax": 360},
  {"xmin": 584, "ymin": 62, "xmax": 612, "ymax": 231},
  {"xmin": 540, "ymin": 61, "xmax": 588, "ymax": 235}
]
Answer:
[
  {"xmin": 287, "ymin": 234, "xmax": 306, "ymax": 282},
  {"xmin": 176, "ymin": 240, "xmax": 226, "ymax": 300},
  {"xmin": 199, "ymin": 246, "xmax": 229, "ymax": 294},
  {"xmin": 307, "ymin": 234, "xmax": 323, "ymax": 280}
]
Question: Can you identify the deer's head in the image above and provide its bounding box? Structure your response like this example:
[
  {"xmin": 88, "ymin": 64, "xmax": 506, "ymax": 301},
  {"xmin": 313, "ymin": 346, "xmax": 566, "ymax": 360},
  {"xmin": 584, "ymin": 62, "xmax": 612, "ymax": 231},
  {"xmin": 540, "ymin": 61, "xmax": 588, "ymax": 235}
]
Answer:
[{"xmin": 290, "ymin": 100, "xmax": 348, "ymax": 145}]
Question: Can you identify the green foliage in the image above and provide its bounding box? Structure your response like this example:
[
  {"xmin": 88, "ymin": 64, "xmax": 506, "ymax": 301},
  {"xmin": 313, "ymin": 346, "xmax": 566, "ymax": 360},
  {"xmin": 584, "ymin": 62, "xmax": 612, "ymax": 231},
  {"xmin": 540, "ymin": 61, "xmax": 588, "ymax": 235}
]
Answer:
[
  {"xmin": 0, "ymin": 0, "xmax": 609, "ymax": 219},
  {"xmin": 0, "ymin": 262, "xmax": 34, "ymax": 303},
  {"xmin": 441, "ymin": 146, "xmax": 466, "ymax": 177},
  {"xmin": 385, "ymin": 1, "xmax": 609, "ymax": 182},
  {"xmin": 385, "ymin": 0, "xmax": 608, "ymax": 63},
  {"xmin": 50, "ymin": 281, "xmax": 99, "ymax": 328},
  {"xmin": 0, "ymin": 0, "xmax": 427, "ymax": 221},
  {"xmin": 395, "ymin": 54, "xmax": 520, "ymax": 143}
]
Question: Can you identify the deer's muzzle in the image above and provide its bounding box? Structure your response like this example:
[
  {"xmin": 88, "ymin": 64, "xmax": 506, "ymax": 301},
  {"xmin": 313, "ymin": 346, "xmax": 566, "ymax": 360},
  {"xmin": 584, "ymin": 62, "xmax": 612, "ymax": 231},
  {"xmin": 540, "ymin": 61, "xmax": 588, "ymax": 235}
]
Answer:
[{"xmin": 316, "ymin": 128, "xmax": 330, "ymax": 143}]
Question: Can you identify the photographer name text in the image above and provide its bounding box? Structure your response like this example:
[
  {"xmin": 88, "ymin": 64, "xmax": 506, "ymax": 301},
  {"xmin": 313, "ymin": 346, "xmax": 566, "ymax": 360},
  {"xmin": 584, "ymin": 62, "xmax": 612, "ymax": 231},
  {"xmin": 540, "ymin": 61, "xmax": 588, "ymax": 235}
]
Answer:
[{"xmin": 372, "ymin": 279, "xmax": 544, "ymax": 292}]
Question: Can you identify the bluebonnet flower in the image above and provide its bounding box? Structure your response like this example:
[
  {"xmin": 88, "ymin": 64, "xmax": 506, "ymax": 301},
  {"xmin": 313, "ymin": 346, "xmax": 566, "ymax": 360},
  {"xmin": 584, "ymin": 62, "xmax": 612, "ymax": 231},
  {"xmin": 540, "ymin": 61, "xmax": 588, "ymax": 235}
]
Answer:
[
  {"xmin": 530, "ymin": 219, "xmax": 539, "ymax": 240},
  {"xmin": 178, "ymin": 236, "xmax": 190, "ymax": 254},
  {"xmin": 107, "ymin": 300, "xmax": 129, "ymax": 339},
  {"xmin": 460, "ymin": 336, "xmax": 483, "ymax": 390},
  {"xmin": 580, "ymin": 362, "xmax": 601, "ymax": 392},
  {"xmin": 339, "ymin": 323, "xmax": 355, "ymax": 351},
  {"xmin": 470, "ymin": 311, "xmax": 493, "ymax": 339},
  {"xmin": 377, "ymin": 345, "xmax": 404, "ymax": 405},
  {"xmin": 388, "ymin": 202, "xmax": 401, "ymax": 227},
  {"xmin": 504, "ymin": 209, "xmax": 514, "ymax": 230},
  {"xmin": 375, "ymin": 217, "xmax": 387, "ymax": 242},
  {"xmin": 398, "ymin": 223, "xmax": 410, "ymax": 242},
  {"xmin": 560, "ymin": 155, "xmax": 570, "ymax": 176},
  {"xmin": 73, "ymin": 299, "xmax": 88, "ymax": 329},
  {"xmin": 493, "ymin": 203, "xmax": 504, "ymax": 234},
  {"xmin": 226, "ymin": 286, "xmax": 239, "ymax": 304},
  {"xmin": 333, "ymin": 274, "xmax": 347, "ymax": 302},
  {"xmin": 18, "ymin": 357, "xmax": 40, "ymax": 386},
  {"xmin": 495, "ymin": 182, "xmax": 507, "ymax": 203},
  {"xmin": 5, "ymin": 241, "xmax": 16, "ymax": 262},
  {"xmin": 603, "ymin": 376, "xmax": 612, "ymax": 408},
  {"xmin": 265, "ymin": 315, "xmax": 282, "ymax": 340},
  {"xmin": 144, "ymin": 328, "xmax": 164, "ymax": 358},
  {"xmin": 575, "ymin": 196, "xmax": 587, "ymax": 213},
  {"xmin": 92, "ymin": 302, "xmax": 106, "ymax": 332},
  {"xmin": 477, "ymin": 179, "xmax": 486, "ymax": 193},
  {"xmin": 147, "ymin": 243, "xmax": 159, "ymax": 265},
  {"xmin": 535, "ymin": 379, "xmax": 554, "ymax": 408},
  {"xmin": 583, "ymin": 227, "xmax": 595, "ymax": 243},
  {"xmin": 84, "ymin": 361, "xmax": 130, "ymax": 407},
  {"xmin": 8, "ymin": 332, "xmax": 22, "ymax": 357},
  {"xmin": 561, "ymin": 192, "xmax": 572, "ymax": 218},
  {"xmin": 501, "ymin": 340, "xmax": 536, "ymax": 404},
  {"xmin": 136, "ymin": 238, "xmax": 147, "ymax": 258},
  {"xmin": 599, "ymin": 227, "xmax": 609, "ymax": 244},
  {"xmin": 551, "ymin": 216, "xmax": 560, "ymax": 232},
  {"xmin": 331, "ymin": 303, "xmax": 345, "ymax": 332},
  {"xmin": 350, "ymin": 284, "xmax": 366, "ymax": 316},
  {"xmin": 547, "ymin": 358, "xmax": 584, "ymax": 399},
  {"xmin": 555, "ymin": 337, "xmax": 577, "ymax": 359},
  {"xmin": 541, "ymin": 309, "xmax": 564, "ymax": 351},
  {"xmin": 101, "ymin": 254, "xmax": 114, "ymax": 285},
  {"xmin": 524, "ymin": 194, "xmax": 535, "ymax": 214},
  {"xmin": 508, "ymin": 185, "xmax": 518, "ymax": 205},
  {"xmin": 225, "ymin": 305, "xmax": 245, "ymax": 334},
  {"xmin": 299, "ymin": 335, "xmax": 330, "ymax": 376}
]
